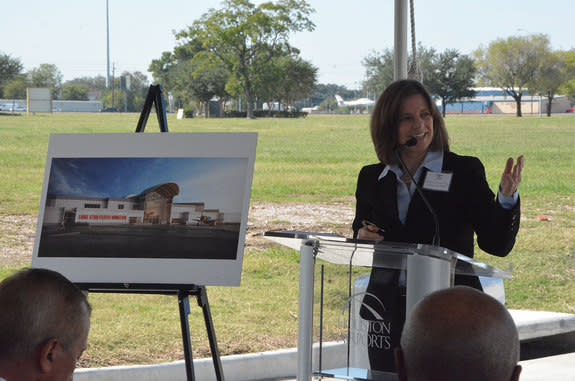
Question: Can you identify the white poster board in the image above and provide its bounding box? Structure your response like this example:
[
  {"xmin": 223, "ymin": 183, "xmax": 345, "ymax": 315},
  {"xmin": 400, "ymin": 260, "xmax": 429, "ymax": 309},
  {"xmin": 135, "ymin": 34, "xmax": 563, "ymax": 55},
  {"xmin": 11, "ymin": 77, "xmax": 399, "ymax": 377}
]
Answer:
[
  {"xmin": 32, "ymin": 132, "xmax": 257, "ymax": 287},
  {"xmin": 27, "ymin": 87, "xmax": 52, "ymax": 113}
]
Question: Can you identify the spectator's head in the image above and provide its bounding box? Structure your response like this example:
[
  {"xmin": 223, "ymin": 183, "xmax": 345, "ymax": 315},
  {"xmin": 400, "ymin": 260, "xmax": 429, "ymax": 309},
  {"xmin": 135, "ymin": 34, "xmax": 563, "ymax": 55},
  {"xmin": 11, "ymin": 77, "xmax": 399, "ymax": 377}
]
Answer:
[
  {"xmin": 370, "ymin": 79, "xmax": 449, "ymax": 165},
  {"xmin": 395, "ymin": 286, "xmax": 521, "ymax": 381},
  {"xmin": 0, "ymin": 268, "xmax": 91, "ymax": 381}
]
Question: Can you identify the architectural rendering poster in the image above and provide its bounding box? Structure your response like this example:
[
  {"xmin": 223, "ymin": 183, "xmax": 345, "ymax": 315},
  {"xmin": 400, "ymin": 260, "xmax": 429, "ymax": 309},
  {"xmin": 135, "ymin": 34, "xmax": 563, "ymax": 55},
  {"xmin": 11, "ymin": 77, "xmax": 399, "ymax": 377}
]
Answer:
[{"xmin": 31, "ymin": 132, "xmax": 257, "ymax": 286}]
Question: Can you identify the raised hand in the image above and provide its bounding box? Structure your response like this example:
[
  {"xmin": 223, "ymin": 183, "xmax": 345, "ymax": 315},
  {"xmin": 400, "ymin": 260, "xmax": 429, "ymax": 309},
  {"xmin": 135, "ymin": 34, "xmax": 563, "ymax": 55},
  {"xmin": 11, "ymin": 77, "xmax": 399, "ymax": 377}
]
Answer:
[{"xmin": 500, "ymin": 155, "xmax": 524, "ymax": 197}]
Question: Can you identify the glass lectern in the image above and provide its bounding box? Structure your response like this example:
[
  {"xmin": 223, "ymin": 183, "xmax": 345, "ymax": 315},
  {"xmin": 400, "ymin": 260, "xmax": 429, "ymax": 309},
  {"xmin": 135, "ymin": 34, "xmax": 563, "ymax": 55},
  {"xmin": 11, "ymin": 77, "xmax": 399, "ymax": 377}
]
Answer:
[{"xmin": 264, "ymin": 230, "xmax": 512, "ymax": 381}]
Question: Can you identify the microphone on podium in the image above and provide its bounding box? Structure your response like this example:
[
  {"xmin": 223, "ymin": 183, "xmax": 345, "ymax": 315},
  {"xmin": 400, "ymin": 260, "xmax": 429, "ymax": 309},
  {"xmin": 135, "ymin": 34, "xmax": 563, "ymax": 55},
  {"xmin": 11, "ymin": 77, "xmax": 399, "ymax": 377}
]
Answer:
[{"xmin": 394, "ymin": 137, "xmax": 441, "ymax": 246}]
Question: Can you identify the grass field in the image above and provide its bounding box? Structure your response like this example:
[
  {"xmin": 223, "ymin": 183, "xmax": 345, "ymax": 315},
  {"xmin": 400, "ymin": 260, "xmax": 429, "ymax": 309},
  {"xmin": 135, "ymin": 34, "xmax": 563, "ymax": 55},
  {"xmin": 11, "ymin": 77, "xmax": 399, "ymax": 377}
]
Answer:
[{"xmin": 0, "ymin": 112, "xmax": 574, "ymax": 367}]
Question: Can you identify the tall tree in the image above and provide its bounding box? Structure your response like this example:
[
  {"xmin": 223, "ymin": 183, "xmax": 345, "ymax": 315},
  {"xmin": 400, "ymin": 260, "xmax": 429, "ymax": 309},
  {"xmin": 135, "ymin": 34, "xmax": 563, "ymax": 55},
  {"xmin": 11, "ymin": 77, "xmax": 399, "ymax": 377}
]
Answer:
[
  {"xmin": 275, "ymin": 57, "xmax": 317, "ymax": 109},
  {"xmin": 29, "ymin": 64, "xmax": 63, "ymax": 99},
  {"xmin": 362, "ymin": 44, "xmax": 436, "ymax": 98},
  {"xmin": 474, "ymin": 34, "xmax": 551, "ymax": 117},
  {"xmin": 528, "ymin": 51, "xmax": 566, "ymax": 116},
  {"xmin": 149, "ymin": 51, "xmax": 178, "ymax": 88},
  {"xmin": 124, "ymin": 71, "xmax": 150, "ymax": 112},
  {"xmin": 425, "ymin": 49, "xmax": 476, "ymax": 117},
  {"xmin": 61, "ymin": 84, "xmax": 89, "ymax": 100},
  {"xmin": 362, "ymin": 49, "xmax": 394, "ymax": 98},
  {"xmin": 188, "ymin": 52, "xmax": 231, "ymax": 117},
  {"xmin": 3, "ymin": 78, "xmax": 28, "ymax": 99},
  {"xmin": 558, "ymin": 49, "xmax": 575, "ymax": 101},
  {"xmin": 256, "ymin": 56, "xmax": 317, "ymax": 111},
  {"xmin": 149, "ymin": 38, "xmax": 207, "ymax": 108},
  {"xmin": 0, "ymin": 53, "xmax": 24, "ymax": 98},
  {"xmin": 178, "ymin": 0, "xmax": 315, "ymax": 118},
  {"xmin": 150, "ymin": 51, "xmax": 193, "ymax": 107},
  {"xmin": 101, "ymin": 71, "xmax": 149, "ymax": 112}
]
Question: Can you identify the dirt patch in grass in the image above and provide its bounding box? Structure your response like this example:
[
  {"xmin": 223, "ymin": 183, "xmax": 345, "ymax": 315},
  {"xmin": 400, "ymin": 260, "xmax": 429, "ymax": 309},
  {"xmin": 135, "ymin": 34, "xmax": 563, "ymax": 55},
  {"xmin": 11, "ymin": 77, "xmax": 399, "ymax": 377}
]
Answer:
[
  {"xmin": 0, "ymin": 201, "xmax": 356, "ymax": 268},
  {"xmin": 246, "ymin": 200, "xmax": 355, "ymax": 249},
  {"xmin": 1, "ymin": 202, "xmax": 356, "ymax": 367},
  {"xmin": 0, "ymin": 215, "xmax": 37, "ymax": 267}
]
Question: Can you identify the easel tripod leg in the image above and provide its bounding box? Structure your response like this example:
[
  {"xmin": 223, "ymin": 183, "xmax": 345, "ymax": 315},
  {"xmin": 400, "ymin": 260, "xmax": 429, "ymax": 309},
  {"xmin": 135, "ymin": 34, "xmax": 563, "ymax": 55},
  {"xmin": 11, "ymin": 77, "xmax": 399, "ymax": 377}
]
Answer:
[
  {"xmin": 196, "ymin": 286, "xmax": 225, "ymax": 381},
  {"xmin": 179, "ymin": 291, "xmax": 196, "ymax": 381}
]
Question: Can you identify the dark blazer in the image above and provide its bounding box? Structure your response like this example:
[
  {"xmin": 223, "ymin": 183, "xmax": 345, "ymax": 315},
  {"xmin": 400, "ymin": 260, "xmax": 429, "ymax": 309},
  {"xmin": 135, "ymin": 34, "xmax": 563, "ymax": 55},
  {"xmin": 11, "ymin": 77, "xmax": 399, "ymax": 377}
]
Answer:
[
  {"xmin": 352, "ymin": 151, "xmax": 520, "ymax": 372},
  {"xmin": 353, "ymin": 151, "xmax": 520, "ymax": 261}
]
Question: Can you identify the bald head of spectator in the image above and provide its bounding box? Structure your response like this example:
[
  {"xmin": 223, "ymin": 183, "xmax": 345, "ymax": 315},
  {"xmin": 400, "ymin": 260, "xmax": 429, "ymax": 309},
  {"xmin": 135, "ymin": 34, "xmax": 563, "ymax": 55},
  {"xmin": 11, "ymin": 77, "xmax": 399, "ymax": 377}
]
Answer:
[
  {"xmin": 395, "ymin": 286, "xmax": 521, "ymax": 381},
  {"xmin": 0, "ymin": 268, "xmax": 91, "ymax": 381}
]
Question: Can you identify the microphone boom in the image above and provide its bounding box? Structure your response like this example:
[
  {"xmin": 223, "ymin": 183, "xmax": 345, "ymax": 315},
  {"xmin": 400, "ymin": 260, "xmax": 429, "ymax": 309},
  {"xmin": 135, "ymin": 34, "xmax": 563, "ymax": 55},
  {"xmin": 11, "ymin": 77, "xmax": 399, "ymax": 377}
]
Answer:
[{"xmin": 394, "ymin": 142, "xmax": 441, "ymax": 246}]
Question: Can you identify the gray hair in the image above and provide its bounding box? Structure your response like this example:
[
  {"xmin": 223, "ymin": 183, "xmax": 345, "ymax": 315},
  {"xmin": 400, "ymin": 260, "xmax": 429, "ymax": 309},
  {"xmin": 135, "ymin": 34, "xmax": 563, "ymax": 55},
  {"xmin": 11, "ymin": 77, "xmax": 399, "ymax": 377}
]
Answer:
[{"xmin": 0, "ymin": 268, "xmax": 91, "ymax": 359}]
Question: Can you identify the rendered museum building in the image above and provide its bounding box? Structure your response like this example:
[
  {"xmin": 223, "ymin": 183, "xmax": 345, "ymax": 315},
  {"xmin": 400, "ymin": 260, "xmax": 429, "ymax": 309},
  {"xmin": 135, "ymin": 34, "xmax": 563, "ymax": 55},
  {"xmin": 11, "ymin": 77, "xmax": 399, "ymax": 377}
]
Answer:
[{"xmin": 43, "ymin": 182, "xmax": 226, "ymax": 226}]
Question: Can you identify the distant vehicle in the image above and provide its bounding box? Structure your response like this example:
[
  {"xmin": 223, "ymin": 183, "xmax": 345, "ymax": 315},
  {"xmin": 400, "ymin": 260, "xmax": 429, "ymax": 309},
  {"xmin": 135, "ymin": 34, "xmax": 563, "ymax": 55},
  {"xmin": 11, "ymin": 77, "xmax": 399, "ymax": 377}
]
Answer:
[
  {"xmin": 0, "ymin": 103, "xmax": 26, "ymax": 112},
  {"xmin": 566, "ymin": 107, "xmax": 575, "ymax": 113},
  {"xmin": 101, "ymin": 107, "xmax": 118, "ymax": 112},
  {"xmin": 335, "ymin": 94, "xmax": 375, "ymax": 108}
]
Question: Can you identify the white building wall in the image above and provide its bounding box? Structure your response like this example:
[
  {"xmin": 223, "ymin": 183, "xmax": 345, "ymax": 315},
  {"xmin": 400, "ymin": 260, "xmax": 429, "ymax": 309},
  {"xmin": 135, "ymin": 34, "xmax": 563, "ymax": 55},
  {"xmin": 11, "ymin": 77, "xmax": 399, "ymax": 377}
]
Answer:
[
  {"xmin": 75, "ymin": 208, "xmax": 144, "ymax": 225},
  {"xmin": 43, "ymin": 207, "xmax": 64, "ymax": 224},
  {"xmin": 44, "ymin": 197, "xmax": 144, "ymax": 225},
  {"xmin": 107, "ymin": 199, "xmax": 138, "ymax": 210},
  {"xmin": 51, "ymin": 198, "xmax": 106, "ymax": 209},
  {"xmin": 223, "ymin": 212, "xmax": 241, "ymax": 224},
  {"xmin": 44, "ymin": 197, "xmax": 229, "ymax": 226}
]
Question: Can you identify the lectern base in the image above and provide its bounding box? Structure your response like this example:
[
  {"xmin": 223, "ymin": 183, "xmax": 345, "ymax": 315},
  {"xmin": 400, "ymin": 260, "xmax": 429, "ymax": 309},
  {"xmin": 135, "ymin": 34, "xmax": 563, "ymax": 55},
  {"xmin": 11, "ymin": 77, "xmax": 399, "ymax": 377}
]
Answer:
[{"xmin": 316, "ymin": 367, "xmax": 398, "ymax": 381}]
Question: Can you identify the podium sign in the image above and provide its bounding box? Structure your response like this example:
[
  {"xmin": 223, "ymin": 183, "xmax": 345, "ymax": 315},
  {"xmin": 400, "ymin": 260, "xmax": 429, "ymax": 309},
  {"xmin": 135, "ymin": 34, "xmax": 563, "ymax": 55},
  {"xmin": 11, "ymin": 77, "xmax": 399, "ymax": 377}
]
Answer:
[{"xmin": 264, "ymin": 231, "xmax": 511, "ymax": 381}]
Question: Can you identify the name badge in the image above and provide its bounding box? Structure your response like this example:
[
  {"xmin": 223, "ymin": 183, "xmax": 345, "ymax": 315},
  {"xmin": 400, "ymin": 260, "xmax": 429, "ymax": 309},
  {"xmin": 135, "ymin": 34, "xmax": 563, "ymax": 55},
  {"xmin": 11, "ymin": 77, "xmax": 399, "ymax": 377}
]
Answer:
[{"xmin": 423, "ymin": 171, "xmax": 452, "ymax": 192}]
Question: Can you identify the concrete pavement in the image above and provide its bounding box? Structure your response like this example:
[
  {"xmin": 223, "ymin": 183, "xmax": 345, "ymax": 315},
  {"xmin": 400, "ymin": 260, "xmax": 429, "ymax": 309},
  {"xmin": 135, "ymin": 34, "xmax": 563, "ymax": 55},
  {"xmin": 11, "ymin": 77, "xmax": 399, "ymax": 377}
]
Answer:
[{"xmin": 75, "ymin": 309, "xmax": 575, "ymax": 381}]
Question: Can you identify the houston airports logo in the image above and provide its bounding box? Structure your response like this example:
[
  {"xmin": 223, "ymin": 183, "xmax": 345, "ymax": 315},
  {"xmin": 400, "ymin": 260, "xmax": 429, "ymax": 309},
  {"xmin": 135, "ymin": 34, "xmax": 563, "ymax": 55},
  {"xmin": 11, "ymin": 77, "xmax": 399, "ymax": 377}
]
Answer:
[{"xmin": 339, "ymin": 291, "xmax": 393, "ymax": 350}]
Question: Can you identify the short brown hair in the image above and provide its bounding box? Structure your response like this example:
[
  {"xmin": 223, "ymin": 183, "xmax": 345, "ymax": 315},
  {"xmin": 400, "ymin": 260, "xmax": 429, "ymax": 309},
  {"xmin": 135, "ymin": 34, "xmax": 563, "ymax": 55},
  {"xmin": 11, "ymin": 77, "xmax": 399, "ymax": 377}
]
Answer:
[{"xmin": 370, "ymin": 79, "xmax": 449, "ymax": 164}]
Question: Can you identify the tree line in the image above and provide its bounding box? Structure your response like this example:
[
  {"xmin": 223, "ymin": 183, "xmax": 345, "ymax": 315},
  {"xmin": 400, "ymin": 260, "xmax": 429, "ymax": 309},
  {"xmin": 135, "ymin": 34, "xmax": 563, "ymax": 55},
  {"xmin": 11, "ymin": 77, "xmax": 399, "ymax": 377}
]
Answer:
[
  {"xmin": 364, "ymin": 34, "xmax": 575, "ymax": 117},
  {"xmin": 0, "ymin": 58, "xmax": 150, "ymax": 112},
  {"xmin": 2, "ymin": 0, "xmax": 574, "ymax": 117},
  {"xmin": 148, "ymin": 0, "xmax": 575, "ymax": 118}
]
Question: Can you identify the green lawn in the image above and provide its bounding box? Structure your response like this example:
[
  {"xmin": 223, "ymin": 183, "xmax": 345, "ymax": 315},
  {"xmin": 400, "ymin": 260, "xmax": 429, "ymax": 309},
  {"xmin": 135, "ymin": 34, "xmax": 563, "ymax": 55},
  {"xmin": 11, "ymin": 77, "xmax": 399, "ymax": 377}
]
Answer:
[{"xmin": 0, "ymin": 112, "xmax": 574, "ymax": 367}]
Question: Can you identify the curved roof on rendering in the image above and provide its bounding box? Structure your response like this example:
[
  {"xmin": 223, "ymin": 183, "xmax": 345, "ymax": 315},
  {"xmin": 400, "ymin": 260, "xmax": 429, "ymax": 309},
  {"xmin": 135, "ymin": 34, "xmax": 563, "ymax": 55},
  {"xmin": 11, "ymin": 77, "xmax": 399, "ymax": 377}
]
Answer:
[{"xmin": 135, "ymin": 182, "xmax": 180, "ymax": 199}]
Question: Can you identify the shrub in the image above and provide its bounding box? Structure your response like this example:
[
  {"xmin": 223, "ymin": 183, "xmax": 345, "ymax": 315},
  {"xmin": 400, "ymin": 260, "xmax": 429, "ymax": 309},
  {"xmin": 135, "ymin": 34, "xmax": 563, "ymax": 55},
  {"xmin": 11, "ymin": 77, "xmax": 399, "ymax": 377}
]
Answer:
[{"xmin": 183, "ymin": 108, "xmax": 195, "ymax": 118}]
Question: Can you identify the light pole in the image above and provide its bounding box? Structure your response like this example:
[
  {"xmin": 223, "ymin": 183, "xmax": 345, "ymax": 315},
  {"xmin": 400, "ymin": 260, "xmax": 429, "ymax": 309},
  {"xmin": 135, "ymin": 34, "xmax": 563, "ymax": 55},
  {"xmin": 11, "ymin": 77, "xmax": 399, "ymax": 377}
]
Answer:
[
  {"xmin": 394, "ymin": 0, "xmax": 408, "ymax": 80},
  {"xmin": 106, "ymin": 0, "xmax": 111, "ymax": 88}
]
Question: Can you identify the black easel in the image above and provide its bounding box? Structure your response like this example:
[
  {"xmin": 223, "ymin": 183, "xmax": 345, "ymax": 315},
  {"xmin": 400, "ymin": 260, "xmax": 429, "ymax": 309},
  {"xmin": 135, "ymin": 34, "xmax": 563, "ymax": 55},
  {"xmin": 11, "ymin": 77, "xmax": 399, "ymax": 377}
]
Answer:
[
  {"xmin": 137, "ymin": 85, "xmax": 224, "ymax": 380},
  {"xmin": 80, "ymin": 284, "xmax": 224, "ymax": 381},
  {"xmin": 135, "ymin": 84, "xmax": 169, "ymax": 133},
  {"xmin": 82, "ymin": 85, "xmax": 225, "ymax": 381}
]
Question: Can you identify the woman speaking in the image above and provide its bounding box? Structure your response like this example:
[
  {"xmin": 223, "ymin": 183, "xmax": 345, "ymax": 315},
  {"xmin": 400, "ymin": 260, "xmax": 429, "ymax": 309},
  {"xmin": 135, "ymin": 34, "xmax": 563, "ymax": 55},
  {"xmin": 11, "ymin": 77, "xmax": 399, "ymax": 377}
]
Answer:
[{"xmin": 352, "ymin": 79, "xmax": 524, "ymax": 372}]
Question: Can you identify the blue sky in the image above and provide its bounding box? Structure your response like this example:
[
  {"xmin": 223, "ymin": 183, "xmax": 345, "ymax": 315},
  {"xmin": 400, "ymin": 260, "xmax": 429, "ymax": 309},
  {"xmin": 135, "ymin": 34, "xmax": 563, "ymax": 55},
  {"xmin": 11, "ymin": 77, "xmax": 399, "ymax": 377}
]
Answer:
[
  {"xmin": 2, "ymin": 0, "xmax": 574, "ymax": 89},
  {"xmin": 47, "ymin": 157, "xmax": 249, "ymax": 213}
]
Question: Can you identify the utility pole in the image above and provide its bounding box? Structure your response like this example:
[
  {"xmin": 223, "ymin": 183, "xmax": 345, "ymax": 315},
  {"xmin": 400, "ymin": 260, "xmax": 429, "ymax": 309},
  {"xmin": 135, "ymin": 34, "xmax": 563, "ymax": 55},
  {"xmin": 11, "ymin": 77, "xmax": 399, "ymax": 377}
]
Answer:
[{"xmin": 111, "ymin": 63, "xmax": 115, "ymax": 109}]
